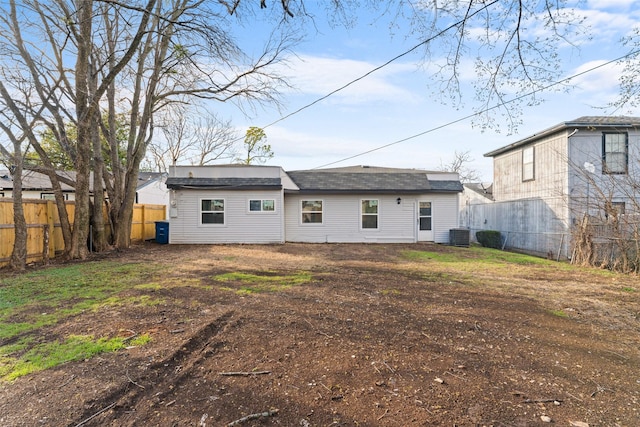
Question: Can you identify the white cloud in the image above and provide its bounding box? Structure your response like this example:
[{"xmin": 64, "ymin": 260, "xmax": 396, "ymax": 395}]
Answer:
[
  {"xmin": 280, "ymin": 54, "xmax": 422, "ymax": 105},
  {"xmin": 569, "ymin": 60, "xmax": 623, "ymax": 105},
  {"xmin": 587, "ymin": 0, "xmax": 640, "ymax": 10}
]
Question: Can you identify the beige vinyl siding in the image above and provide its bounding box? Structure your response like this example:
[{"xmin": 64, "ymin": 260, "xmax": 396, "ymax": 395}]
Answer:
[
  {"xmin": 493, "ymin": 133, "xmax": 568, "ymax": 203},
  {"xmin": 429, "ymin": 193, "xmax": 460, "ymax": 243},
  {"xmin": 285, "ymin": 193, "xmax": 460, "ymax": 243},
  {"xmin": 169, "ymin": 189, "xmax": 284, "ymax": 244},
  {"xmin": 285, "ymin": 194, "xmax": 415, "ymax": 243}
]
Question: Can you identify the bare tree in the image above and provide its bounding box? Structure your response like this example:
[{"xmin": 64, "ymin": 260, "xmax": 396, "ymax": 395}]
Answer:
[
  {"xmin": 0, "ymin": 0, "xmax": 294, "ymax": 255},
  {"xmin": 0, "ymin": 121, "xmax": 28, "ymax": 271},
  {"xmin": 0, "ymin": 0, "xmax": 594, "ymax": 258},
  {"xmin": 569, "ymin": 147, "xmax": 640, "ymax": 273},
  {"xmin": 149, "ymin": 107, "xmax": 238, "ymax": 171},
  {"xmin": 438, "ymin": 150, "xmax": 482, "ymax": 183}
]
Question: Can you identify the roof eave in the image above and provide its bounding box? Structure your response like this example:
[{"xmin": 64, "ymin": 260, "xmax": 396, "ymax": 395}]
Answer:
[
  {"xmin": 167, "ymin": 184, "xmax": 282, "ymax": 191},
  {"xmin": 484, "ymin": 120, "xmax": 640, "ymax": 158},
  {"xmin": 284, "ymin": 189, "xmax": 462, "ymax": 194}
]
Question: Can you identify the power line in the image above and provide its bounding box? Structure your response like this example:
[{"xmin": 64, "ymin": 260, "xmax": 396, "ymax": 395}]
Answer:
[
  {"xmin": 313, "ymin": 50, "xmax": 640, "ymax": 169},
  {"xmin": 258, "ymin": 0, "xmax": 500, "ymax": 131}
]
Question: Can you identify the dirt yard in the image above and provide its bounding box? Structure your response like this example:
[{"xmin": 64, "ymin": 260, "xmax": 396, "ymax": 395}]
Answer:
[{"xmin": 1, "ymin": 242, "xmax": 639, "ymax": 426}]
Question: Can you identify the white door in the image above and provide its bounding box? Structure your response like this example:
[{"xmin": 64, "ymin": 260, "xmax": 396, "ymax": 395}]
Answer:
[{"xmin": 417, "ymin": 200, "xmax": 434, "ymax": 241}]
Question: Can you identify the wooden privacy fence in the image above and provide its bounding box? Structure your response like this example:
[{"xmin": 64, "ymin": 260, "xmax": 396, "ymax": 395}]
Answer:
[{"xmin": 0, "ymin": 199, "xmax": 166, "ymax": 266}]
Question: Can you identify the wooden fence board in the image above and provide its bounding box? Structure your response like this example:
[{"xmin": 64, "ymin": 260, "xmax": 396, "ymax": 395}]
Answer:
[{"xmin": 0, "ymin": 199, "xmax": 165, "ymax": 266}]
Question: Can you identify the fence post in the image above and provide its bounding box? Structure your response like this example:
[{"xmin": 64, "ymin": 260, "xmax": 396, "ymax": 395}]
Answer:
[
  {"xmin": 42, "ymin": 224, "xmax": 50, "ymax": 265},
  {"xmin": 46, "ymin": 200, "xmax": 56, "ymax": 259},
  {"xmin": 141, "ymin": 204, "xmax": 146, "ymax": 241}
]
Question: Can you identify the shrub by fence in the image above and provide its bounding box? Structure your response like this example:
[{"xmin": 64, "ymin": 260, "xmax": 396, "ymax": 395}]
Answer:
[
  {"xmin": 0, "ymin": 199, "xmax": 166, "ymax": 266},
  {"xmin": 476, "ymin": 230, "xmax": 503, "ymax": 249}
]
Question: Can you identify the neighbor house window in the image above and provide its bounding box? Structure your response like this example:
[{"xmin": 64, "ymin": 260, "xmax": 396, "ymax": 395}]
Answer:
[
  {"xmin": 522, "ymin": 146, "xmax": 535, "ymax": 181},
  {"xmin": 40, "ymin": 193, "xmax": 68, "ymax": 200},
  {"xmin": 361, "ymin": 199, "xmax": 378, "ymax": 229},
  {"xmin": 0, "ymin": 192, "xmax": 4, "ymax": 198},
  {"xmin": 301, "ymin": 200, "xmax": 322, "ymax": 223},
  {"xmin": 603, "ymin": 132, "xmax": 628, "ymax": 174},
  {"xmin": 249, "ymin": 199, "xmax": 275, "ymax": 212},
  {"xmin": 201, "ymin": 199, "xmax": 224, "ymax": 224}
]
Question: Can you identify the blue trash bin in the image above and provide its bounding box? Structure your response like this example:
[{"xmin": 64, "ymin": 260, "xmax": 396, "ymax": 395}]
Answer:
[{"xmin": 155, "ymin": 221, "xmax": 169, "ymax": 244}]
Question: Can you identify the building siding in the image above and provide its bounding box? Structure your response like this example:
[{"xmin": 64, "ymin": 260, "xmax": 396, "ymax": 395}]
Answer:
[
  {"xmin": 482, "ymin": 130, "xmax": 572, "ymax": 257},
  {"xmin": 467, "ymin": 197, "xmax": 570, "ymax": 258},
  {"xmin": 284, "ymin": 193, "xmax": 459, "ymax": 244},
  {"xmin": 492, "ymin": 132, "xmax": 568, "ymax": 204},
  {"xmin": 169, "ymin": 189, "xmax": 284, "ymax": 244},
  {"xmin": 429, "ymin": 193, "xmax": 460, "ymax": 243}
]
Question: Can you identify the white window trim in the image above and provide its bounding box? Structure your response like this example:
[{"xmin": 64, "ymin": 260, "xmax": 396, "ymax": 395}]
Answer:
[
  {"xmin": 522, "ymin": 146, "xmax": 535, "ymax": 181},
  {"xmin": 301, "ymin": 199, "xmax": 324, "ymax": 225},
  {"xmin": 40, "ymin": 192, "xmax": 69, "ymax": 200},
  {"xmin": 200, "ymin": 197, "xmax": 226, "ymax": 226},
  {"xmin": 360, "ymin": 198, "xmax": 380, "ymax": 231},
  {"xmin": 603, "ymin": 132, "xmax": 628, "ymax": 175},
  {"xmin": 248, "ymin": 199, "xmax": 276, "ymax": 213}
]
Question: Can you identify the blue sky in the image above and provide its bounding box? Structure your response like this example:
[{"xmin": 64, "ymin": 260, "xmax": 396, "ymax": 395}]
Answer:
[{"xmin": 221, "ymin": 0, "xmax": 640, "ymax": 181}]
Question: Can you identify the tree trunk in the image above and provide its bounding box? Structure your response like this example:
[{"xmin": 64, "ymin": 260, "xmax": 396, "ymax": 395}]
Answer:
[
  {"xmin": 113, "ymin": 167, "xmax": 139, "ymax": 248},
  {"xmin": 9, "ymin": 163, "xmax": 27, "ymax": 271},
  {"xmin": 89, "ymin": 62, "xmax": 109, "ymax": 252},
  {"xmin": 68, "ymin": 0, "xmax": 94, "ymax": 260}
]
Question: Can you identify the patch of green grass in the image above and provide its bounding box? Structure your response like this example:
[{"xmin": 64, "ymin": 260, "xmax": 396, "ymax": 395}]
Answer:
[
  {"xmin": 0, "ymin": 262, "xmax": 159, "ymax": 341},
  {"xmin": 134, "ymin": 282, "xmax": 163, "ymax": 290},
  {"xmin": 622, "ymin": 287, "xmax": 636, "ymax": 292},
  {"xmin": 1, "ymin": 334, "xmax": 151, "ymax": 382},
  {"xmin": 402, "ymin": 247, "xmax": 563, "ymax": 271},
  {"xmin": 0, "ymin": 261, "xmax": 160, "ymax": 380},
  {"xmin": 381, "ymin": 289, "xmax": 401, "ymax": 296},
  {"xmin": 214, "ymin": 271, "xmax": 312, "ymax": 294},
  {"xmin": 97, "ymin": 295, "xmax": 165, "ymax": 308},
  {"xmin": 475, "ymin": 248, "xmax": 554, "ymax": 266},
  {"xmin": 549, "ymin": 309, "xmax": 568, "ymax": 318},
  {"xmin": 0, "ymin": 337, "xmax": 35, "ymax": 356}
]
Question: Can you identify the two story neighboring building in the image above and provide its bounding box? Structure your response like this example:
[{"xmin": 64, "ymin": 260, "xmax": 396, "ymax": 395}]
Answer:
[{"xmin": 466, "ymin": 116, "xmax": 640, "ymax": 259}]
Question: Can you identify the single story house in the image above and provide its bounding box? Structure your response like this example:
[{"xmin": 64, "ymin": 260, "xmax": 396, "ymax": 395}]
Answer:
[
  {"xmin": 0, "ymin": 169, "xmax": 80, "ymax": 200},
  {"xmin": 165, "ymin": 164, "xmax": 463, "ymax": 244},
  {"xmin": 1, "ymin": 169, "xmax": 169, "ymax": 211},
  {"xmin": 135, "ymin": 172, "xmax": 169, "ymax": 214}
]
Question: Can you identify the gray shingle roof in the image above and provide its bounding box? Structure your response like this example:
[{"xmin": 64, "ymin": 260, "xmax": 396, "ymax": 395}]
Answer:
[
  {"xmin": 166, "ymin": 177, "xmax": 282, "ymax": 190},
  {"xmin": 286, "ymin": 171, "xmax": 462, "ymax": 193}
]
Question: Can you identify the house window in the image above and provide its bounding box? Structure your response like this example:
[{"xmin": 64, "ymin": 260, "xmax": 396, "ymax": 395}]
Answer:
[
  {"xmin": 0, "ymin": 192, "xmax": 4, "ymax": 198},
  {"xmin": 40, "ymin": 193, "xmax": 68, "ymax": 200},
  {"xmin": 201, "ymin": 199, "xmax": 224, "ymax": 224},
  {"xmin": 522, "ymin": 146, "xmax": 535, "ymax": 181},
  {"xmin": 249, "ymin": 199, "xmax": 275, "ymax": 212},
  {"xmin": 603, "ymin": 132, "xmax": 628, "ymax": 174},
  {"xmin": 301, "ymin": 200, "xmax": 322, "ymax": 224},
  {"xmin": 361, "ymin": 199, "xmax": 378, "ymax": 229}
]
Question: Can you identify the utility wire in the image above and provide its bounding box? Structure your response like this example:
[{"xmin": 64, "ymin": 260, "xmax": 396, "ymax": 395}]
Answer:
[
  {"xmin": 258, "ymin": 0, "xmax": 499, "ymax": 131},
  {"xmin": 313, "ymin": 50, "xmax": 640, "ymax": 169}
]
